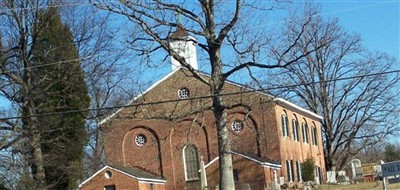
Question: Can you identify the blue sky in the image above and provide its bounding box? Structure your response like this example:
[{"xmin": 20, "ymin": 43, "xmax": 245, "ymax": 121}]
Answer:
[
  {"xmin": 319, "ymin": 1, "xmax": 399, "ymax": 60},
  {"xmin": 318, "ymin": 1, "xmax": 400, "ymax": 143},
  {"xmin": 1, "ymin": 1, "xmax": 399, "ymax": 109}
]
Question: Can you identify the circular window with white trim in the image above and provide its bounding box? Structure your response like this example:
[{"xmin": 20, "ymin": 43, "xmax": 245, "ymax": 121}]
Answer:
[
  {"xmin": 104, "ymin": 170, "xmax": 112, "ymax": 179},
  {"xmin": 231, "ymin": 120, "xmax": 244, "ymax": 133},
  {"xmin": 178, "ymin": 87, "xmax": 190, "ymax": 99},
  {"xmin": 135, "ymin": 134, "xmax": 147, "ymax": 146}
]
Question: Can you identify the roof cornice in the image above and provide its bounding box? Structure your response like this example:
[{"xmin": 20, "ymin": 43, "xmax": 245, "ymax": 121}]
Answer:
[
  {"xmin": 78, "ymin": 165, "xmax": 166, "ymax": 188},
  {"xmin": 274, "ymin": 98, "xmax": 323, "ymax": 121}
]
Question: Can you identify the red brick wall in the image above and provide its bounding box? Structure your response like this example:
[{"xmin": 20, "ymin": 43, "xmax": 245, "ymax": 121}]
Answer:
[
  {"xmin": 99, "ymin": 70, "xmax": 326, "ymax": 189},
  {"xmin": 275, "ymin": 105, "xmax": 326, "ymax": 184},
  {"xmin": 80, "ymin": 168, "xmax": 139, "ymax": 190},
  {"xmin": 138, "ymin": 183, "xmax": 165, "ymax": 190},
  {"xmin": 206, "ymin": 154, "xmax": 268, "ymax": 189}
]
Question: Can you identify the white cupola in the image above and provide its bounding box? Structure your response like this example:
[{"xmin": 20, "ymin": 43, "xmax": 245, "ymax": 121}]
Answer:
[{"xmin": 168, "ymin": 25, "xmax": 198, "ymax": 71}]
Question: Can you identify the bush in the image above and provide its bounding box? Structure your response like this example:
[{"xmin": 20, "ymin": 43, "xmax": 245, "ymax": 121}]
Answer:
[{"xmin": 302, "ymin": 157, "xmax": 315, "ymax": 181}]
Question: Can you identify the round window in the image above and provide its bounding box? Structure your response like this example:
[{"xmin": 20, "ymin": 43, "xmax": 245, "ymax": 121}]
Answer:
[
  {"xmin": 231, "ymin": 120, "xmax": 244, "ymax": 133},
  {"xmin": 104, "ymin": 170, "xmax": 112, "ymax": 179},
  {"xmin": 135, "ymin": 134, "xmax": 147, "ymax": 146},
  {"xmin": 178, "ymin": 87, "xmax": 190, "ymax": 99}
]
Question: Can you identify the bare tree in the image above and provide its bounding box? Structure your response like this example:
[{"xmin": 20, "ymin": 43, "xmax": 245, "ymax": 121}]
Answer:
[
  {"xmin": 62, "ymin": 4, "xmax": 141, "ymax": 177},
  {"xmin": 90, "ymin": 1, "xmax": 327, "ymax": 189},
  {"xmin": 0, "ymin": 1, "xmax": 139, "ymax": 189},
  {"xmin": 265, "ymin": 9, "xmax": 400, "ymax": 171}
]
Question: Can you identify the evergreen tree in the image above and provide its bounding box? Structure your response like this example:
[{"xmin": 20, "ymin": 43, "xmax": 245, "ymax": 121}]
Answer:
[
  {"xmin": 31, "ymin": 7, "xmax": 90, "ymax": 189},
  {"xmin": 301, "ymin": 157, "xmax": 315, "ymax": 182},
  {"xmin": 384, "ymin": 144, "xmax": 400, "ymax": 162}
]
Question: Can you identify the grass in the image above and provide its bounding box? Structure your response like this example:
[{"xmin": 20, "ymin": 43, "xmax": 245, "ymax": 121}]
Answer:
[{"xmin": 316, "ymin": 181, "xmax": 400, "ymax": 190}]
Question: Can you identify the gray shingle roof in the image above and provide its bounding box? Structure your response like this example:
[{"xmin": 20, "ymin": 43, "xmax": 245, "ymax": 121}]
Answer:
[{"xmin": 109, "ymin": 165, "xmax": 165, "ymax": 180}]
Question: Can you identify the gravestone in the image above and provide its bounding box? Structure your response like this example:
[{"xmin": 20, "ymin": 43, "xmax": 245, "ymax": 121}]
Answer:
[
  {"xmin": 351, "ymin": 159, "xmax": 362, "ymax": 181},
  {"xmin": 326, "ymin": 171, "xmax": 336, "ymax": 183},
  {"xmin": 337, "ymin": 170, "xmax": 350, "ymax": 184},
  {"xmin": 354, "ymin": 167, "xmax": 364, "ymax": 182},
  {"xmin": 269, "ymin": 182, "xmax": 280, "ymax": 190},
  {"xmin": 374, "ymin": 164, "xmax": 382, "ymax": 178},
  {"xmin": 279, "ymin": 177, "xmax": 285, "ymax": 186}
]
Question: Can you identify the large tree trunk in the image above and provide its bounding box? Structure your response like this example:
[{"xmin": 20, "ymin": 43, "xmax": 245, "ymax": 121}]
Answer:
[
  {"xmin": 31, "ymin": 132, "xmax": 47, "ymax": 190},
  {"xmin": 92, "ymin": 127, "xmax": 104, "ymax": 174},
  {"xmin": 210, "ymin": 45, "xmax": 235, "ymax": 190},
  {"xmin": 23, "ymin": 105, "xmax": 46, "ymax": 189},
  {"xmin": 213, "ymin": 96, "xmax": 235, "ymax": 190}
]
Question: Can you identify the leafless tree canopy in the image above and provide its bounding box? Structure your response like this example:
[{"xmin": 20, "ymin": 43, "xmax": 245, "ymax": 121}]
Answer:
[
  {"xmin": 263, "ymin": 8, "xmax": 400, "ymax": 171},
  {"xmin": 0, "ymin": 0, "xmax": 139, "ymax": 188}
]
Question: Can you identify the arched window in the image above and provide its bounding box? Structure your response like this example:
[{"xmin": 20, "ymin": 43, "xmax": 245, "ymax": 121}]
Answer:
[
  {"xmin": 183, "ymin": 145, "xmax": 199, "ymax": 181},
  {"xmin": 311, "ymin": 122, "xmax": 318, "ymax": 146},
  {"xmin": 296, "ymin": 160, "xmax": 302, "ymax": 182},
  {"xmin": 281, "ymin": 112, "xmax": 289, "ymax": 137},
  {"xmin": 302, "ymin": 119, "xmax": 309, "ymax": 143},
  {"xmin": 316, "ymin": 166, "xmax": 322, "ymax": 185},
  {"xmin": 292, "ymin": 115, "xmax": 299, "ymax": 141},
  {"xmin": 286, "ymin": 160, "xmax": 294, "ymax": 182}
]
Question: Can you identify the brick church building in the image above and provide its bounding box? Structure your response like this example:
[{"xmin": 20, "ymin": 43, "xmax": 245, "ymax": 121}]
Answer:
[{"xmin": 79, "ymin": 27, "xmax": 326, "ymax": 190}]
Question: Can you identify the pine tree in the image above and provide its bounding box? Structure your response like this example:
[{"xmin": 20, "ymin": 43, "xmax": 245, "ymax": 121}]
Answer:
[
  {"xmin": 301, "ymin": 157, "xmax": 315, "ymax": 182},
  {"xmin": 384, "ymin": 144, "xmax": 400, "ymax": 162},
  {"xmin": 31, "ymin": 7, "xmax": 90, "ymax": 189}
]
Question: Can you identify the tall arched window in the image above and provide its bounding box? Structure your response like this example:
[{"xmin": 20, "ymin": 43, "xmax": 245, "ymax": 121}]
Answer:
[
  {"xmin": 286, "ymin": 160, "xmax": 294, "ymax": 182},
  {"xmin": 296, "ymin": 160, "xmax": 302, "ymax": 182},
  {"xmin": 183, "ymin": 145, "xmax": 199, "ymax": 181},
  {"xmin": 292, "ymin": 115, "xmax": 299, "ymax": 141},
  {"xmin": 316, "ymin": 166, "xmax": 322, "ymax": 184},
  {"xmin": 302, "ymin": 119, "xmax": 309, "ymax": 143},
  {"xmin": 311, "ymin": 122, "xmax": 318, "ymax": 146},
  {"xmin": 281, "ymin": 112, "xmax": 289, "ymax": 137}
]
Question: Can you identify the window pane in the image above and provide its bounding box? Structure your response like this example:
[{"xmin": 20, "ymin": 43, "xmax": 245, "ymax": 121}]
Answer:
[
  {"xmin": 286, "ymin": 160, "xmax": 293, "ymax": 182},
  {"xmin": 233, "ymin": 169, "xmax": 239, "ymax": 182},
  {"xmin": 292, "ymin": 119, "xmax": 298, "ymax": 141},
  {"xmin": 305, "ymin": 125, "xmax": 309, "ymax": 143},
  {"xmin": 297, "ymin": 161, "xmax": 302, "ymax": 182},
  {"xmin": 184, "ymin": 145, "xmax": 199, "ymax": 180},
  {"xmin": 312, "ymin": 127, "xmax": 318, "ymax": 146},
  {"xmin": 302, "ymin": 122, "xmax": 309, "ymax": 143},
  {"xmin": 104, "ymin": 185, "xmax": 115, "ymax": 190},
  {"xmin": 281, "ymin": 114, "xmax": 287, "ymax": 136}
]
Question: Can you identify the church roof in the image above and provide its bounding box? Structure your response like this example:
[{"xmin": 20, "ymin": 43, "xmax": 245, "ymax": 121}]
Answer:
[
  {"xmin": 204, "ymin": 151, "xmax": 282, "ymax": 170},
  {"xmin": 275, "ymin": 98, "xmax": 322, "ymax": 120},
  {"xmin": 168, "ymin": 25, "xmax": 190, "ymax": 40},
  {"xmin": 98, "ymin": 68, "xmax": 322, "ymax": 125},
  {"xmin": 79, "ymin": 165, "xmax": 166, "ymax": 188},
  {"xmin": 110, "ymin": 165, "xmax": 165, "ymax": 181},
  {"xmin": 232, "ymin": 151, "xmax": 281, "ymax": 166}
]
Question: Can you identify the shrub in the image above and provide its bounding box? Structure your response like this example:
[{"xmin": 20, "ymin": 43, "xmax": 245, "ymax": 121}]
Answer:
[{"xmin": 302, "ymin": 157, "xmax": 315, "ymax": 181}]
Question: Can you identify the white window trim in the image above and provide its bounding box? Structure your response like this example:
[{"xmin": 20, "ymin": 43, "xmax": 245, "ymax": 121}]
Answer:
[
  {"xmin": 282, "ymin": 114, "xmax": 288, "ymax": 137},
  {"xmin": 296, "ymin": 161, "xmax": 302, "ymax": 182},
  {"xmin": 302, "ymin": 122, "xmax": 309, "ymax": 143},
  {"xmin": 182, "ymin": 145, "xmax": 199, "ymax": 181},
  {"xmin": 287, "ymin": 160, "xmax": 293, "ymax": 182},
  {"xmin": 315, "ymin": 166, "xmax": 322, "ymax": 185},
  {"xmin": 292, "ymin": 119, "xmax": 299, "ymax": 141},
  {"xmin": 312, "ymin": 126, "xmax": 318, "ymax": 146}
]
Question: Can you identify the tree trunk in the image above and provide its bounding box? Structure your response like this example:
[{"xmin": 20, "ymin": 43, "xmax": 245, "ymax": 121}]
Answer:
[
  {"xmin": 22, "ymin": 69, "xmax": 47, "ymax": 189},
  {"xmin": 30, "ymin": 131, "xmax": 47, "ymax": 190},
  {"xmin": 23, "ymin": 109, "xmax": 46, "ymax": 189},
  {"xmin": 213, "ymin": 96, "xmax": 235, "ymax": 190},
  {"xmin": 92, "ymin": 127, "xmax": 104, "ymax": 174}
]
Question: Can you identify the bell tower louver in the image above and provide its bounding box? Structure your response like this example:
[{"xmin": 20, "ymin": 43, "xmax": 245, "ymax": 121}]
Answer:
[{"xmin": 168, "ymin": 25, "xmax": 198, "ymax": 71}]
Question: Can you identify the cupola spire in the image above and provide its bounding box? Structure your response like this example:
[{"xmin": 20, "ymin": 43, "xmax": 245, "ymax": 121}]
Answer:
[{"xmin": 168, "ymin": 25, "xmax": 198, "ymax": 71}]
